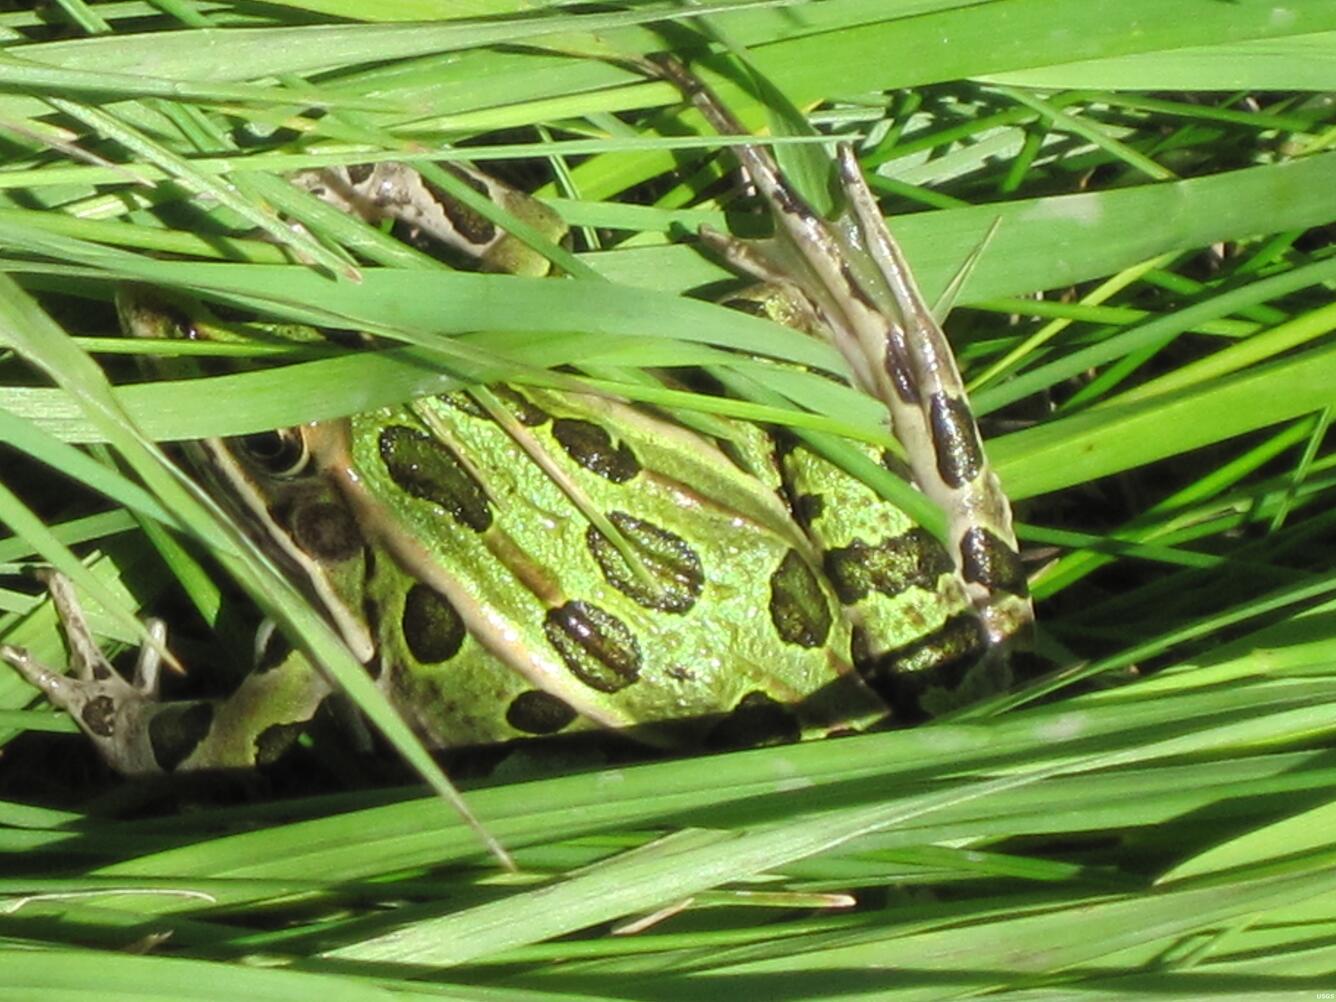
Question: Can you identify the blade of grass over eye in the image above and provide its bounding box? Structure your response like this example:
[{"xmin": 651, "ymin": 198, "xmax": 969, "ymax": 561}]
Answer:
[
  {"xmin": 12, "ymin": 267, "xmax": 1330, "ymax": 507},
  {"xmin": 5, "ymin": 341, "xmax": 893, "ymax": 454}
]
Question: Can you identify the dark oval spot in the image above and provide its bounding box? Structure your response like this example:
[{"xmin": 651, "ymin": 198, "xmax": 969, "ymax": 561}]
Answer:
[
  {"xmin": 929, "ymin": 393, "xmax": 985, "ymax": 489},
  {"xmin": 706, "ymin": 691, "xmax": 801, "ymax": 750},
  {"xmin": 423, "ymin": 173, "xmax": 495, "ymax": 246},
  {"xmin": 587, "ymin": 512, "xmax": 703, "ymax": 614},
  {"xmin": 496, "ymin": 386, "xmax": 549, "ymax": 426},
  {"xmin": 768, "ymin": 550, "xmax": 832, "ymax": 648},
  {"xmin": 793, "ymin": 492, "xmax": 824, "ymax": 531},
  {"xmin": 771, "ymin": 428, "xmax": 799, "ymax": 459},
  {"xmin": 346, "ymin": 163, "xmax": 374, "ymax": 185},
  {"xmin": 444, "ymin": 162, "xmax": 491, "ymax": 196},
  {"xmin": 256, "ymin": 628, "xmax": 294, "ymax": 673},
  {"xmin": 544, "ymin": 601, "xmax": 642, "ymax": 693},
  {"xmin": 379, "ymin": 424, "xmax": 493, "ymax": 531},
  {"xmin": 857, "ymin": 614, "xmax": 986, "ymax": 721},
  {"xmin": 402, "ymin": 585, "xmax": 466, "ymax": 664},
  {"xmin": 290, "ymin": 500, "xmax": 363, "ymax": 562},
  {"xmin": 441, "ymin": 390, "xmax": 488, "ymax": 419},
  {"xmin": 882, "ymin": 327, "xmax": 919, "ymax": 405},
  {"xmin": 960, "ymin": 527, "xmax": 1029, "ymax": 597},
  {"xmin": 443, "ymin": 386, "xmax": 549, "ymax": 426},
  {"xmin": 552, "ymin": 419, "xmax": 641, "ymax": 482},
  {"xmin": 506, "ymin": 690, "xmax": 578, "ymax": 735},
  {"xmin": 253, "ymin": 720, "xmax": 307, "ymax": 766},
  {"xmin": 81, "ymin": 695, "xmax": 117, "ymax": 738},
  {"xmin": 147, "ymin": 701, "xmax": 216, "ymax": 771},
  {"xmin": 824, "ymin": 530, "xmax": 952, "ymax": 603}
]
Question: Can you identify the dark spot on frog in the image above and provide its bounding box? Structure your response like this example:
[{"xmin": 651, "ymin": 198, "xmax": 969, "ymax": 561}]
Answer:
[
  {"xmin": 252, "ymin": 719, "xmax": 308, "ymax": 767},
  {"xmin": 854, "ymin": 613, "xmax": 986, "ymax": 721},
  {"xmin": 960, "ymin": 527, "xmax": 1029, "ymax": 597},
  {"xmin": 147, "ymin": 701, "xmax": 216, "ymax": 771},
  {"xmin": 544, "ymin": 600, "xmax": 642, "ymax": 693},
  {"xmin": 290, "ymin": 500, "xmax": 364, "ymax": 562},
  {"xmin": 767, "ymin": 550, "xmax": 832, "ymax": 648},
  {"xmin": 929, "ymin": 393, "xmax": 984, "ymax": 488},
  {"xmin": 551, "ymin": 419, "xmax": 641, "ymax": 482},
  {"xmin": 793, "ymin": 492, "xmax": 824, "ymax": 531},
  {"xmin": 882, "ymin": 327, "xmax": 918, "ymax": 404},
  {"xmin": 379, "ymin": 424, "xmax": 493, "ymax": 532},
  {"xmin": 506, "ymin": 690, "xmax": 577, "ymax": 735},
  {"xmin": 587, "ymin": 511, "xmax": 702, "ymax": 614},
  {"xmin": 423, "ymin": 175, "xmax": 495, "ymax": 245},
  {"xmin": 443, "ymin": 386, "xmax": 549, "ymax": 426},
  {"xmin": 705, "ymin": 691, "xmax": 800, "ymax": 749},
  {"xmin": 496, "ymin": 386, "xmax": 549, "ymax": 426},
  {"xmin": 402, "ymin": 584, "xmax": 466, "ymax": 664},
  {"xmin": 824, "ymin": 530, "xmax": 952, "ymax": 603}
]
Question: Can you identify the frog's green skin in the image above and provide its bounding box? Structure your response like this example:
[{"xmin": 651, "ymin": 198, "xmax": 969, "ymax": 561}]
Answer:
[{"xmin": 3, "ymin": 97, "xmax": 1018, "ymax": 772}]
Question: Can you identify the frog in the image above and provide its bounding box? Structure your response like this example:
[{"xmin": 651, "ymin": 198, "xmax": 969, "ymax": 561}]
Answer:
[{"xmin": 1, "ymin": 63, "xmax": 1029, "ymax": 774}]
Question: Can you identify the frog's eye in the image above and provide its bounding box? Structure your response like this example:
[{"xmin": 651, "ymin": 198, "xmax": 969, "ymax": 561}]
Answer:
[{"xmin": 237, "ymin": 428, "xmax": 309, "ymax": 478}]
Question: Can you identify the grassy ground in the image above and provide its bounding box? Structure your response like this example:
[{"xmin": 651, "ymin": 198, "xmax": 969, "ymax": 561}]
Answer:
[{"xmin": 2, "ymin": 2, "xmax": 1336, "ymax": 998}]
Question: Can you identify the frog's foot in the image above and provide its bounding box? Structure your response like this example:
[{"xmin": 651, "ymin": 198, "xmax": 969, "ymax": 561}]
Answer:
[{"xmin": 1, "ymin": 570, "xmax": 193, "ymax": 774}]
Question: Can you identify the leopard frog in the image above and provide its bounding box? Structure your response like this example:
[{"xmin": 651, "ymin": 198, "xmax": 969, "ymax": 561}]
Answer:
[{"xmin": 3, "ymin": 77, "xmax": 1027, "ymax": 773}]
